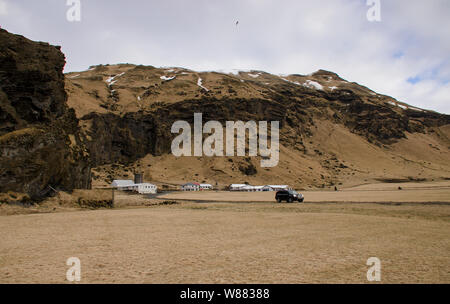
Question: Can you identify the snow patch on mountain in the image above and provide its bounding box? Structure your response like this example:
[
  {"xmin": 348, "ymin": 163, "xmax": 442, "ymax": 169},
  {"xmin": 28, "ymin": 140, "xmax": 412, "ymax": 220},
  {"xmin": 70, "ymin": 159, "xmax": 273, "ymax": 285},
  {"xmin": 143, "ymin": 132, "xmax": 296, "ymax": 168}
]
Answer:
[
  {"xmin": 160, "ymin": 75, "xmax": 176, "ymax": 81},
  {"xmin": 387, "ymin": 100, "xmax": 425, "ymax": 111},
  {"xmin": 281, "ymin": 77, "xmax": 300, "ymax": 85},
  {"xmin": 247, "ymin": 73, "xmax": 260, "ymax": 78},
  {"xmin": 303, "ymin": 80, "xmax": 323, "ymax": 90},
  {"xmin": 106, "ymin": 72, "xmax": 125, "ymax": 86},
  {"xmin": 197, "ymin": 78, "xmax": 209, "ymax": 91}
]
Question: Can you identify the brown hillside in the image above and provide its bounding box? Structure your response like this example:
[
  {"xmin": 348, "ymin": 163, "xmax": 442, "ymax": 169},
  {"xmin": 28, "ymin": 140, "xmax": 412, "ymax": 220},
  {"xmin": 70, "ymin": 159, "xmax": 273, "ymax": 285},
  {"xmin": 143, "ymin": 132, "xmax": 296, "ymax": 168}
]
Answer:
[{"xmin": 65, "ymin": 64, "xmax": 450, "ymax": 189}]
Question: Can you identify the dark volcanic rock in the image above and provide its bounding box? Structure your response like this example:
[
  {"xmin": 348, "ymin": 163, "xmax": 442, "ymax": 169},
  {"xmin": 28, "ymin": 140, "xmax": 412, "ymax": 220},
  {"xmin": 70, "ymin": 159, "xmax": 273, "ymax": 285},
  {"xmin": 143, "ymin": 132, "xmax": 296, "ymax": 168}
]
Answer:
[
  {"xmin": 0, "ymin": 29, "xmax": 91, "ymax": 200},
  {"xmin": 82, "ymin": 97, "xmax": 287, "ymax": 166}
]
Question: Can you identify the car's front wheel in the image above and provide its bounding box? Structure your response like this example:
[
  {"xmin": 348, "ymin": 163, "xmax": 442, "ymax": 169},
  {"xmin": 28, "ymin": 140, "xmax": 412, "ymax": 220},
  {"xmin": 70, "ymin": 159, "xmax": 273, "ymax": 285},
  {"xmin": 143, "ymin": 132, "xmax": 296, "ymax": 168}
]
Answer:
[
  {"xmin": 298, "ymin": 198, "xmax": 304, "ymax": 203},
  {"xmin": 288, "ymin": 197, "xmax": 293, "ymax": 203}
]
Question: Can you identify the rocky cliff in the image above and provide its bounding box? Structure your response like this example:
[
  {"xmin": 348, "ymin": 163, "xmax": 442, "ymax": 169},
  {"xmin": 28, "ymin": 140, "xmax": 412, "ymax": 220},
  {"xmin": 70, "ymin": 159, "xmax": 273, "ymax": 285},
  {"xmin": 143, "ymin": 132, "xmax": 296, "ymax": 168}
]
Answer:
[{"xmin": 0, "ymin": 29, "xmax": 91, "ymax": 201}]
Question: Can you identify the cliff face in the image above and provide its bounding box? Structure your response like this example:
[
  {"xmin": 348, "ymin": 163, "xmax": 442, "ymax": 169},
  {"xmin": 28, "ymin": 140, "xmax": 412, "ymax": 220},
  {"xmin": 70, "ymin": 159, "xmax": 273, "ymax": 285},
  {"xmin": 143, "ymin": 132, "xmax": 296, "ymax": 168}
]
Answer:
[
  {"xmin": 82, "ymin": 97, "xmax": 286, "ymax": 166},
  {"xmin": 0, "ymin": 29, "xmax": 91, "ymax": 200}
]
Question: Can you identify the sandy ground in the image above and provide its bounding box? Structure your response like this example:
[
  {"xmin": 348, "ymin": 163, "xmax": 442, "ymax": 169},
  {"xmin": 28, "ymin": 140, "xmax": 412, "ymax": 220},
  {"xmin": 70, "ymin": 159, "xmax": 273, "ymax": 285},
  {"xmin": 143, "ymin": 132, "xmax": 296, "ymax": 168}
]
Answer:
[
  {"xmin": 158, "ymin": 180, "xmax": 450, "ymax": 203},
  {"xmin": 0, "ymin": 193, "xmax": 449, "ymax": 283}
]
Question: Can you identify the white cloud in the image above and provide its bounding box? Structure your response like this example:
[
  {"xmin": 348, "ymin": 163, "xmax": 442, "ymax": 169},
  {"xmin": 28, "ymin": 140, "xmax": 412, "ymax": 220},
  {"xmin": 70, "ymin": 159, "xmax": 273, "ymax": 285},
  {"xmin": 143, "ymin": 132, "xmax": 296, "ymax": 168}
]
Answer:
[{"xmin": 0, "ymin": 0, "xmax": 448, "ymax": 113}]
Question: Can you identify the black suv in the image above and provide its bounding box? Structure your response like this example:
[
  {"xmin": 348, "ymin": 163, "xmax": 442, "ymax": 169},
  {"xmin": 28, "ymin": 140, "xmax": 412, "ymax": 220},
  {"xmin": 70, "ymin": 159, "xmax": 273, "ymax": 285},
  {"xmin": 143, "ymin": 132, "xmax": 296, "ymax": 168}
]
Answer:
[{"xmin": 275, "ymin": 190, "xmax": 304, "ymax": 203}]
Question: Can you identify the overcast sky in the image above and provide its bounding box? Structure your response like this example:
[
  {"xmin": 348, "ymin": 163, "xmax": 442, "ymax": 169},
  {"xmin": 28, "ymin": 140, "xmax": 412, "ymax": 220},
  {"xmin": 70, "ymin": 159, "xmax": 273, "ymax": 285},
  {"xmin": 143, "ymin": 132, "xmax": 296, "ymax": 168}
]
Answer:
[{"xmin": 0, "ymin": 0, "xmax": 449, "ymax": 113}]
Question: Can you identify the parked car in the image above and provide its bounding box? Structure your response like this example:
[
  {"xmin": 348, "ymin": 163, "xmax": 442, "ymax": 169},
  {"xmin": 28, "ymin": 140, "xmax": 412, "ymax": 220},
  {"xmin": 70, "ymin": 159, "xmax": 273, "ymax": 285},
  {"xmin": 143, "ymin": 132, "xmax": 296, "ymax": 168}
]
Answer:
[{"xmin": 275, "ymin": 190, "xmax": 304, "ymax": 203}]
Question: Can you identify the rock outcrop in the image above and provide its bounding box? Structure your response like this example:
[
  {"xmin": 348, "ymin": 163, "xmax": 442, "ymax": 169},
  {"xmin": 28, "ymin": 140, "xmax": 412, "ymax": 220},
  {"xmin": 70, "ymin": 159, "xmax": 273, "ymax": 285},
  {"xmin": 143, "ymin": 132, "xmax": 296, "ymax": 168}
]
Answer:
[
  {"xmin": 82, "ymin": 97, "xmax": 286, "ymax": 166},
  {"xmin": 0, "ymin": 29, "xmax": 91, "ymax": 200}
]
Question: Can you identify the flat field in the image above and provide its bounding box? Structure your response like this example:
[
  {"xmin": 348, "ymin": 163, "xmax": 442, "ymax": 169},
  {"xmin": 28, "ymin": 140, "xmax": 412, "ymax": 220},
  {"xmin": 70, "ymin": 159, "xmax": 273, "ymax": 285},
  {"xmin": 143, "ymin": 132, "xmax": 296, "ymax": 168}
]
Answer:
[
  {"xmin": 1, "ymin": 182, "xmax": 449, "ymax": 283},
  {"xmin": 159, "ymin": 180, "xmax": 450, "ymax": 203}
]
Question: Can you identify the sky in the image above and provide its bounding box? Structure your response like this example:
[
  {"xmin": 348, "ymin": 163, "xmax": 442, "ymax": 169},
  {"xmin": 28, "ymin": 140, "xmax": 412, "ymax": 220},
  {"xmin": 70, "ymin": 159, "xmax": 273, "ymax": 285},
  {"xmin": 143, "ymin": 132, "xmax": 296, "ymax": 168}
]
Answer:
[{"xmin": 0, "ymin": 0, "xmax": 449, "ymax": 114}]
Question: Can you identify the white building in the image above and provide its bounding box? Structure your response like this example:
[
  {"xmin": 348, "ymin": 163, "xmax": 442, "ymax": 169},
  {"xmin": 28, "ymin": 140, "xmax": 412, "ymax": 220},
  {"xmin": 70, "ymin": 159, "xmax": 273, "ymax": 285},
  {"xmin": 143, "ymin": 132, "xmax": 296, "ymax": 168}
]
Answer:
[
  {"xmin": 240, "ymin": 185, "xmax": 265, "ymax": 192},
  {"xmin": 229, "ymin": 184, "xmax": 248, "ymax": 191},
  {"xmin": 229, "ymin": 184, "xmax": 290, "ymax": 191},
  {"xmin": 266, "ymin": 185, "xmax": 289, "ymax": 191},
  {"xmin": 181, "ymin": 182, "xmax": 200, "ymax": 191},
  {"xmin": 111, "ymin": 180, "xmax": 157, "ymax": 194},
  {"xmin": 199, "ymin": 184, "xmax": 212, "ymax": 190},
  {"xmin": 111, "ymin": 180, "xmax": 134, "ymax": 191},
  {"xmin": 253, "ymin": 186, "xmax": 265, "ymax": 191},
  {"xmin": 241, "ymin": 185, "xmax": 255, "ymax": 192},
  {"xmin": 128, "ymin": 183, "xmax": 157, "ymax": 194}
]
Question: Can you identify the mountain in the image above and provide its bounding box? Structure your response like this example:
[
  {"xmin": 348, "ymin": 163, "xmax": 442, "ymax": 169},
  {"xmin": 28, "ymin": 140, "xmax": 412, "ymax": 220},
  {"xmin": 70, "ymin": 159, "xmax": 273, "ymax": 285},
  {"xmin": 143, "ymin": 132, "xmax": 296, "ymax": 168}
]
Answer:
[
  {"xmin": 0, "ymin": 29, "xmax": 91, "ymax": 201},
  {"xmin": 64, "ymin": 64, "xmax": 450, "ymax": 189},
  {"xmin": 0, "ymin": 28, "xmax": 449, "ymax": 202}
]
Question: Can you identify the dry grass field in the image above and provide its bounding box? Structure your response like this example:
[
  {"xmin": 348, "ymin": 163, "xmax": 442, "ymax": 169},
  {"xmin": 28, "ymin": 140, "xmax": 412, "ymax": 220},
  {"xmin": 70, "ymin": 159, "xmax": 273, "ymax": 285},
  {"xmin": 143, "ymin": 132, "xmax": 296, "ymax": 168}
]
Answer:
[
  {"xmin": 160, "ymin": 180, "xmax": 450, "ymax": 203},
  {"xmin": 0, "ymin": 182, "xmax": 449, "ymax": 284}
]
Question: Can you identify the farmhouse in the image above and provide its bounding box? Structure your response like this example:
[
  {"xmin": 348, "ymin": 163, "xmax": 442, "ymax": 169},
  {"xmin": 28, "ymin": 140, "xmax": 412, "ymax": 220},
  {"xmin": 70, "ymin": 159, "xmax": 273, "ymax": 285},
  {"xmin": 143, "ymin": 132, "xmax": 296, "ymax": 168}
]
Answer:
[
  {"xmin": 127, "ymin": 183, "xmax": 157, "ymax": 194},
  {"xmin": 181, "ymin": 182, "xmax": 200, "ymax": 191},
  {"xmin": 252, "ymin": 186, "xmax": 266, "ymax": 191},
  {"xmin": 111, "ymin": 174, "xmax": 158, "ymax": 194},
  {"xmin": 229, "ymin": 184, "xmax": 248, "ymax": 191},
  {"xmin": 228, "ymin": 184, "xmax": 290, "ymax": 191},
  {"xmin": 199, "ymin": 184, "xmax": 213, "ymax": 190},
  {"xmin": 240, "ymin": 185, "xmax": 266, "ymax": 192},
  {"xmin": 267, "ymin": 185, "xmax": 289, "ymax": 191},
  {"xmin": 111, "ymin": 180, "xmax": 134, "ymax": 191},
  {"xmin": 241, "ymin": 185, "xmax": 255, "ymax": 192}
]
